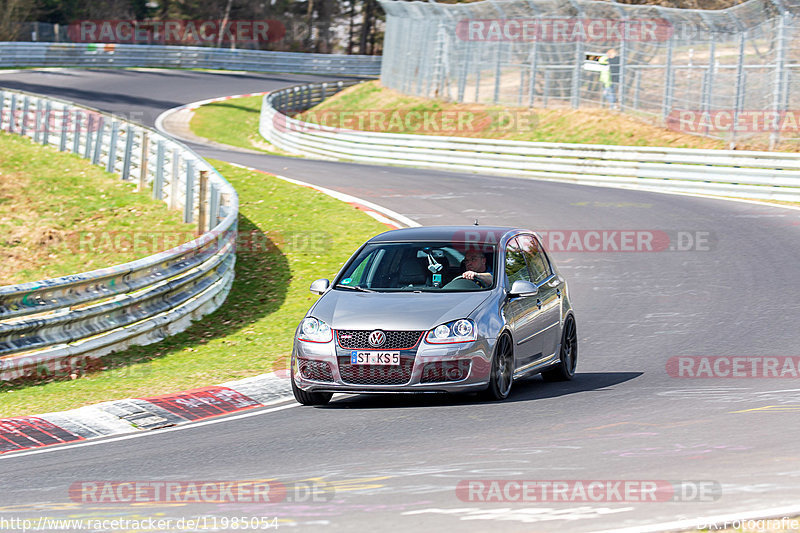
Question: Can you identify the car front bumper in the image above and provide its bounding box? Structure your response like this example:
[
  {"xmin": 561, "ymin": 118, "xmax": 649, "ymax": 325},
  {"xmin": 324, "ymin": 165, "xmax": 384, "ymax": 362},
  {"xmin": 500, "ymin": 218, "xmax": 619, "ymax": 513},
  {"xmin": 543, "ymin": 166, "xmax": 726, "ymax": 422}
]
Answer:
[{"xmin": 292, "ymin": 334, "xmax": 494, "ymax": 394}]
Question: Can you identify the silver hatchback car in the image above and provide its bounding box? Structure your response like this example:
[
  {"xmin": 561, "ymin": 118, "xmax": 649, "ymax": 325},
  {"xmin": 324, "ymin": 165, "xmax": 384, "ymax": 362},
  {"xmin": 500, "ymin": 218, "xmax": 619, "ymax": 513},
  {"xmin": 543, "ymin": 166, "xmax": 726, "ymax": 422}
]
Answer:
[{"xmin": 291, "ymin": 226, "xmax": 577, "ymax": 405}]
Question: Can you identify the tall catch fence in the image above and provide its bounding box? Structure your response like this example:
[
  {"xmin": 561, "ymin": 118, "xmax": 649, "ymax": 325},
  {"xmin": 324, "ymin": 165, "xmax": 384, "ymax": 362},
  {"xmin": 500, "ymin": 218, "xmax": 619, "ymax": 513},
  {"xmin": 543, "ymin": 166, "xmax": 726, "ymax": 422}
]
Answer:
[{"xmin": 379, "ymin": 0, "xmax": 800, "ymax": 147}]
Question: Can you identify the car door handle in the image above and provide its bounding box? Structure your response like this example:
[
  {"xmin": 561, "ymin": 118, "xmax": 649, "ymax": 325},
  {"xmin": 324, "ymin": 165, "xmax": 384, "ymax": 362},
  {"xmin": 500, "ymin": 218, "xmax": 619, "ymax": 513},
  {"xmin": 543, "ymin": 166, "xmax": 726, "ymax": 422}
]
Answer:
[
  {"xmin": 536, "ymin": 299, "xmax": 542, "ymax": 309},
  {"xmin": 556, "ymin": 288, "xmax": 561, "ymax": 298}
]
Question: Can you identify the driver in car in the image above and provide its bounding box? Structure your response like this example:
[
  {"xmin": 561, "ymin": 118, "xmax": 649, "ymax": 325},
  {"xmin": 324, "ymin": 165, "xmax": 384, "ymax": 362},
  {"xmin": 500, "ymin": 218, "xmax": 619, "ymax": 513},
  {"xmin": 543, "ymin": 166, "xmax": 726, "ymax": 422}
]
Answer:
[{"xmin": 462, "ymin": 249, "xmax": 493, "ymax": 287}]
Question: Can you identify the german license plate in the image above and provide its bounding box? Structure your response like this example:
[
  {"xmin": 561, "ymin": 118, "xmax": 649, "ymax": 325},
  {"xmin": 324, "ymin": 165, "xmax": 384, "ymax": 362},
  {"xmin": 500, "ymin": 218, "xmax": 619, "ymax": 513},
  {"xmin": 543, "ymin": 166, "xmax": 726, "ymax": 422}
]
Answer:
[{"xmin": 350, "ymin": 351, "xmax": 400, "ymax": 365}]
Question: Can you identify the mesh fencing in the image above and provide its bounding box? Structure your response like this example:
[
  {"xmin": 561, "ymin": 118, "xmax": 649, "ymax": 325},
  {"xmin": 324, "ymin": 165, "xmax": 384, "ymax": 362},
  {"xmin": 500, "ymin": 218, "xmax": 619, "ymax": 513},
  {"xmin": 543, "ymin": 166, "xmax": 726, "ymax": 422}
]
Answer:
[{"xmin": 379, "ymin": 0, "xmax": 800, "ymax": 147}]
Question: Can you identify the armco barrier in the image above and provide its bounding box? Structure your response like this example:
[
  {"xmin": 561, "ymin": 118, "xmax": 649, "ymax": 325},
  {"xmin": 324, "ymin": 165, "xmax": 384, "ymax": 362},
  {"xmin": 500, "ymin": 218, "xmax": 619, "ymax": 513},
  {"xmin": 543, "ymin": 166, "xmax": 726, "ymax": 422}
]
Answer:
[
  {"xmin": 0, "ymin": 42, "xmax": 381, "ymax": 76},
  {"xmin": 260, "ymin": 82, "xmax": 800, "ymax": 203},
  {"xmin": 0, "ymin": 88, "xmax": 238, "ymax": 381}
]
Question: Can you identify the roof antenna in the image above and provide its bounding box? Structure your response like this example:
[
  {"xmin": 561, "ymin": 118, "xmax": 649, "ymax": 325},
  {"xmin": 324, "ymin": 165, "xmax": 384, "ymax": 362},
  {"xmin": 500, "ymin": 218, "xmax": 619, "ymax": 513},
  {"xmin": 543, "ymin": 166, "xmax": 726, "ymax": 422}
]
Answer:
[{"xmin": 473, "ymin": 219, "xmax": 480, "ymax": 226}]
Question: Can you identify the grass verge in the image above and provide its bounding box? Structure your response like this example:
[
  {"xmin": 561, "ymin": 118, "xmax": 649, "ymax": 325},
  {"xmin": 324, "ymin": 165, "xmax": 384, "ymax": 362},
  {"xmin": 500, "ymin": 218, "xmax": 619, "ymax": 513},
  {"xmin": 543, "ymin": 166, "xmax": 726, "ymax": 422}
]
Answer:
[
  {"xmin": 297, "ymin": 80, "xmax": 800, "ymax": 152},
  {"xmin": 0, "ymin": 159, "xmax": 387, "ymax": 418},
  {"xmin": 189, "ymin": 94, "xmax": 277, "ymax": 153},
  {"xmin": 0, "ymin": 131, "xmax": 195, "ymax": 285}
]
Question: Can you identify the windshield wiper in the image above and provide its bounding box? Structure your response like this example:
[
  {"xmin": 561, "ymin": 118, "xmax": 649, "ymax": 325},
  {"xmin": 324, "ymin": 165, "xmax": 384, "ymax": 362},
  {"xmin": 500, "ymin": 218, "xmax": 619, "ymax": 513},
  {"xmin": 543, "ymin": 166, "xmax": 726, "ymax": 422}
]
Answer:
[{"xmin": 336, "ymin": 285, "xmax": 376, "ymax": 292}]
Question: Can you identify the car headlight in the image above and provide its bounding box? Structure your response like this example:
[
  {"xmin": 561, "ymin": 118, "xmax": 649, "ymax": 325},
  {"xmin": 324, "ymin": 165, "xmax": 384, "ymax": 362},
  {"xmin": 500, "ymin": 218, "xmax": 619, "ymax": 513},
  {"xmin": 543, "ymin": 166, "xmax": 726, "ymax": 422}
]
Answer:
[
  {"xmin": 297, "ymin": 317, "xmax": 333, "ymax": 343},
  {"xmin": 425, "ymin": 319, "xmax": 477, "ymax": 344}
]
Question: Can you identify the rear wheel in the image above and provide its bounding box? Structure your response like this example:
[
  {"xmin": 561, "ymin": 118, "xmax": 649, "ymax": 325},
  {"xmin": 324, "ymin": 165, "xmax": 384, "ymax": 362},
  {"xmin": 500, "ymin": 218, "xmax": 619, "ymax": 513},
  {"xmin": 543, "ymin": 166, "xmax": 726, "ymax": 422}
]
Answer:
[
  {"xmin": 291, "ymin": 372, "xmax": 333, "ymax": 406},
  {"xmin": 542, "ymin": 315, "xmax": 577, "ymax": 382},
  {"xmin": 482, "ymin": 333, "xmax": 514, "ymax": 401}
]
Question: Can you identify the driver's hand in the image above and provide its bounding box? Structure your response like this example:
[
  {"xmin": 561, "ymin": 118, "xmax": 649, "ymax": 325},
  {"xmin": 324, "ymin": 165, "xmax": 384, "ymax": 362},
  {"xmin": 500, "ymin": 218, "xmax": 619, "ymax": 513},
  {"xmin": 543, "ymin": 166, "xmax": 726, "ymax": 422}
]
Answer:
[{"xmin": 463, "ymin": 270, "xmax": 476, "ymax": 280}]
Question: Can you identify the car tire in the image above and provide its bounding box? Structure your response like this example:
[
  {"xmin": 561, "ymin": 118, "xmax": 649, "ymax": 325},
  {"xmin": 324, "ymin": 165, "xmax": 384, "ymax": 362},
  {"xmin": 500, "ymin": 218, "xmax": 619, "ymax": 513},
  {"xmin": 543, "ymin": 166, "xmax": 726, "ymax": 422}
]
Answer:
[
  {"xmin": 482, "ymin": 333, "xmax": 514, "ymax": 401},
  {"xmin": 291, "ymin": 372, "xmax": 333, "ymax": 406},
  {"xmin": 542, "ymin": 315, "xmax": 577, "ymax": 382}
]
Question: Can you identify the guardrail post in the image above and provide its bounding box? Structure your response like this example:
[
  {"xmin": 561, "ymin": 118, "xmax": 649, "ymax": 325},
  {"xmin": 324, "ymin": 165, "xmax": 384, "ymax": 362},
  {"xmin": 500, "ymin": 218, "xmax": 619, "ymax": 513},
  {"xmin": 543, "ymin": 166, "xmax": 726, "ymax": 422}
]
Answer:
[
  {"xmin": 154, "ymin": 140, "xmax": 165, "ymax": 200},
  {"xmin": 45, "ymin": 101, "xmax": 54, "ymax": 146},
  {"xmin": 72, "ymin": 110, "xmax": 82, "ymax": 154},
  {"xmin": 138, "ymin": 131, "xmax": 149, "ymax": 191},
  {"xmin": 197, "ymin": 170, "xmax": 208, "ymax": 234},
  {"xmin": 9, "ymin": 93, "xmax": 17, "ymax": 133},
  {"xmin": 209, "ymin": 182, "xmax": 220, "ymax": 229},
  {"xmin": 20, "ymin": 96, "xmax": 30, "ymax": 136},
  {"xmin": 184, "ymin": 160, "xmax": 195, "ymax": 224},
  {"xmin": 170, "ymin": 148, "xmax": 180, "ymax": 209},
  {"xmin": 92, "ymin": 116, "xmax": 105, "ymax": 165},
  {"xmin": 59, "ymin": 106, "xmax": 68, "ymax": 151},
  {"xmin": 0, "ymin": 90, "xmax": 4, "ymax": 130},
  {"xmin": 106, "ymin": 121, "xmax": 119, "ymax": 173},
  {"xmin": 83, "ymin": 114, "xmax": 94, "ymax": 158},
  {"xmin": 34, "ymin": 98, "xmax": 43, "ymax": 143},
  {"xmin": 121, "ymin": 125, "xmax": 134, "ymax": 180},
  {"xmin": 321, "ymin": 82, "xmax": 327, "ymax": 101}
]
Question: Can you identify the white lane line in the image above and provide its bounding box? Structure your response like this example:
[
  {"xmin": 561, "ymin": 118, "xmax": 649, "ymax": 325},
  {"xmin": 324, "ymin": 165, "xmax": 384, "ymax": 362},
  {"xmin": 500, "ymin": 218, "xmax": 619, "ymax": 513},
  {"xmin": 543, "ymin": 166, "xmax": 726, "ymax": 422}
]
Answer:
[
  {"xmin": 592, "ymin": 504, "xmax": 800, "ymax": 533},
  {"xmin": 0, "ymin": 401, "xmax": 299, "ymax": 461}
]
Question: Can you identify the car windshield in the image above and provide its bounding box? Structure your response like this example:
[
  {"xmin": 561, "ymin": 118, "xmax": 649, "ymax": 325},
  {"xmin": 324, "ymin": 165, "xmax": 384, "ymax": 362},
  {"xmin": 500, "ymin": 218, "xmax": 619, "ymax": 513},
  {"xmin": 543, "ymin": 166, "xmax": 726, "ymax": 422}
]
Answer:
[{"xmin": 335, "ymin": 241, "xmax": 496, "ymax": 292}]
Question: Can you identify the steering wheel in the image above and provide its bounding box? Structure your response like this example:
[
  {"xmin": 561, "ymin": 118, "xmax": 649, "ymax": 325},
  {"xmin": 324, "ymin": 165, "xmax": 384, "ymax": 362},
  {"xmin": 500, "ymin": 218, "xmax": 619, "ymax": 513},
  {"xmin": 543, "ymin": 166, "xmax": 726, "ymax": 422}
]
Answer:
[{"xmin": 450, "ymin": 274, "xmax": 488, "ymax": 288}]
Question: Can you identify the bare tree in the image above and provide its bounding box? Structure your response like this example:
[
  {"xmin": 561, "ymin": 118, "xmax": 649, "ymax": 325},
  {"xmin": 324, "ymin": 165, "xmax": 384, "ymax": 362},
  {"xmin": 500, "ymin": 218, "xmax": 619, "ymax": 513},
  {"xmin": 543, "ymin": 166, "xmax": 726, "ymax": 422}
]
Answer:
[{"xmin": 0, "ymin": 0, "xmax": 34, "ymax": 40}]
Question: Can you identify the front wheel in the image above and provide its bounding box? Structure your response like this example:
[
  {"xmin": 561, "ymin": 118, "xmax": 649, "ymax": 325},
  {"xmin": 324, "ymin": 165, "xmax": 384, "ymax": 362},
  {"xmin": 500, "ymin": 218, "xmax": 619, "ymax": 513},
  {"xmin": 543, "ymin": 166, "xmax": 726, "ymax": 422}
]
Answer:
[
  {"xmin": 482, "ymin": 333, "xmax": 514, "ymax": 401},
  {"xmin": 291, "ymin": 372, "xmax": 333, "ymax": 406},
  {"xmin": 542, "ymin": 315, "xmax": 577, "ymax": 382}
]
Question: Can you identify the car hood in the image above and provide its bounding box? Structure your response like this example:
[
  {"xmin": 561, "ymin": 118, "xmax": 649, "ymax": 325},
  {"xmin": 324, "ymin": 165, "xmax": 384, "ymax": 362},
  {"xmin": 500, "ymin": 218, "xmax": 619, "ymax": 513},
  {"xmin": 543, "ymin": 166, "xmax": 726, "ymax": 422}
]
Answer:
[{"xmin": 310, "ymin": 290, "xmax": 493, "ymax": 330}]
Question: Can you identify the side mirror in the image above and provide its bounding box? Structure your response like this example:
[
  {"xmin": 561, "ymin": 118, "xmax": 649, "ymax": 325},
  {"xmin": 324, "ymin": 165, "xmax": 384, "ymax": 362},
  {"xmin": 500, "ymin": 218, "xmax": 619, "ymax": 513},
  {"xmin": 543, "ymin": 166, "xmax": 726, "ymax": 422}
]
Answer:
[
  {"xmin": 509, "ymin": 280, "xmax": 539, "ymax": 297},
  {"xmin": 310, "ymin": 278, "xmax": 330, "ymax": 295}
]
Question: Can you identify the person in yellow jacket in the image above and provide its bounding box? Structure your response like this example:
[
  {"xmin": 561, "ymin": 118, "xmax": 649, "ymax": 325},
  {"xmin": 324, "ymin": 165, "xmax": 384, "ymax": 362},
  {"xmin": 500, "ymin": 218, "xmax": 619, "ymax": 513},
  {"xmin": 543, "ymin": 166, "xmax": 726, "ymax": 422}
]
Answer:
[{"xmin": 599, "ymin": 48, "xmax": 620, "ymax": 109}]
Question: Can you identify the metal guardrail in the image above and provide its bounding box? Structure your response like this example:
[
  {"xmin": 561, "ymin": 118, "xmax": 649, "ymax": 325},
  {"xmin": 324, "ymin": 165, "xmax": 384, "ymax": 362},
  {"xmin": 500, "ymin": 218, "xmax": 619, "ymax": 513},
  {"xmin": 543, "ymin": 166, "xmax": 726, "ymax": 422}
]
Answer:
[
  {"xmin": 0, "ymin": 42, "xmax": 382, "ymax": 76},
  {"xmin": 0, "ymin": 88, "xmax": 239, "ymax": 381},
  {"xmin": 260, "ymin": 82, "xmax": 800, "ymax": 203}
]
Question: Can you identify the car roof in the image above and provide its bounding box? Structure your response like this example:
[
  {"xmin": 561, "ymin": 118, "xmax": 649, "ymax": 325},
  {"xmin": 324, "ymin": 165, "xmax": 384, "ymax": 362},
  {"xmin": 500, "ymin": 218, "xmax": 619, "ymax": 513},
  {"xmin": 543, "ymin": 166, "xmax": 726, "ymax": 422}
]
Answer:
[{"xmin": 368, "ymin": 225, "xmax": 524, "ymax": 243}]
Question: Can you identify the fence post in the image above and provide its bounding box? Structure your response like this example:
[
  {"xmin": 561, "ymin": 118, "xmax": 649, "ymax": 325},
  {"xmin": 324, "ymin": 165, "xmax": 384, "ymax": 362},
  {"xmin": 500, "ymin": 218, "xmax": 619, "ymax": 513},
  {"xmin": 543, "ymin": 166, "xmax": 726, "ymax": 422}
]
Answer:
[
  {"xmin": 44, "ymin": 101, "xmax": 53, "ymax": 146},
  {"xmin": 9, "ymin": 93, "xmax": 17, "ymax": 133},
  {"xmin": 72, "ymin": 111, "xmax": 82, "ymax": 154},
  {"xmin": 731, "ymin": 31, "xmax": 747, "ymax": 149},
  {"xmin": 121, "ymin": 126, "xmax": 134, "ymax": 180},
  {"xmin": 770, "ymin": 12, "xmax": 790, "ymax": 150},
  {"xmin": 170, "ymin": 148, "xmax": 180, "ymax": 209},
  {"xmin": 92, "ymin": 116, "xmax": 105, "ymax": 165},
  {"xmin": 83, "ymin": 114, "xmax": 94, "ymax": 158},
  {"xmin": 209, "ymin": 182, "xmax": 220, "ymax": 229},
  {"xmin": 59, "ymin": 106, "xmax": 68, "ymax": 151},
  {"xmin": 138, "ymin": 131, "xmax": 149, "ymax": 191},
  {"xmin": 154, "ymin": 140, "xmax": 165, "ymax": 200},
  {"xmin": 34, "ymin": 99, "xmax": 43, "ymax": 143},
  {"xmin": 662, "ymin": 35, "xmax": 675, "ymax": 122},
  {"xmin": 197, "ymin": 170, "xmax": 208, "ymax": 234},
  {"xmin": 184, "ymin": 160, "xmax": 195, "ymax": 224},
  {"xmin": 106, "ymin": 121, "xmax": 119, "ymax": 173},
  {"xmin": 701, "ymin": 33, "xmax": 716, "ymax": 137},
  {"xmin": 527, "ymin": 41, "xmax": 538, "ymax": 108},
  {"xmin": 20, "ymin": 96, "xmax": 30, "ymax": 136},
  {"xmin": 0, "ymin": 90, "xmax": 4, "ymax": 131}
]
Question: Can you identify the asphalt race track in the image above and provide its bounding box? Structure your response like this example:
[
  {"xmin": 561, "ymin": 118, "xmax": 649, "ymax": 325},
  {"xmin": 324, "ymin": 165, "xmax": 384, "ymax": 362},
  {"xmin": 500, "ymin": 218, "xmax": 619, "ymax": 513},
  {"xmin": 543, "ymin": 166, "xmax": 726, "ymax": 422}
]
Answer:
[{"xmin": 1, "ymin": 69, "xmax": 800, "ymax": 532}]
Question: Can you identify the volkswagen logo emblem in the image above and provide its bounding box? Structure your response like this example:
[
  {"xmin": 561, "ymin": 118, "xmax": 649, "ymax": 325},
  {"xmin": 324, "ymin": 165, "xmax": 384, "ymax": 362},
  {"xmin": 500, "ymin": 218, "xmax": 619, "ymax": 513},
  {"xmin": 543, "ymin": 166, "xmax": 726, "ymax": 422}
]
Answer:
[{"xmin": 368, "ymin": 330, "xmax": 386, "ymax": 348}]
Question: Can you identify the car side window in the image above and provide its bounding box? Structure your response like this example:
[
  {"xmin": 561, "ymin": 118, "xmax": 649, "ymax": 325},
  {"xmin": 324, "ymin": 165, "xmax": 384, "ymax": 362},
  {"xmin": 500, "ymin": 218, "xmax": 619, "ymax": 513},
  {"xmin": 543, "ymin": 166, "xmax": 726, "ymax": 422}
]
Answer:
[
  {"xmin": 505, "ymin": 237, "xmax": 531, "ymax": 287},
  {"xmin": 517, "ymin": 234, "xmax": 552, "ymax": 284}
]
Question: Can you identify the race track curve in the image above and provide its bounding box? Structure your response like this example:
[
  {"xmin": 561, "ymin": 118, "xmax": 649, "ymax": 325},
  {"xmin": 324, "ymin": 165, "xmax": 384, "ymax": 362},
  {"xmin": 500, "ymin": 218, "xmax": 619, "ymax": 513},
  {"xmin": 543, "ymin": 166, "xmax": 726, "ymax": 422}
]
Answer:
[{"xmin": 1, "ymin": 68, "xmax": 800, "ymax": 533}]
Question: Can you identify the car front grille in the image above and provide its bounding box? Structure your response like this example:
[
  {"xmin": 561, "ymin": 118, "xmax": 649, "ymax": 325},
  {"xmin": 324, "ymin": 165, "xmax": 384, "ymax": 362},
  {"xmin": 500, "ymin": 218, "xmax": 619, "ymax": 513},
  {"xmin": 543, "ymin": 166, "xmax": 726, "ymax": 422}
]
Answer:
[
  {"xmin": 337, "ymin": 354, "xmax": 415, "ymax": 385},
  {"xmin": 420, "ymin": 360, "xmax": 472, "ymax": 383},
  {"xmin": 336, "ymin": 330, "xmax": 424, "ymax": 350},
  {"xmin": 298, "ymin": 359, "xmax": 334, "ymax": 382}
]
